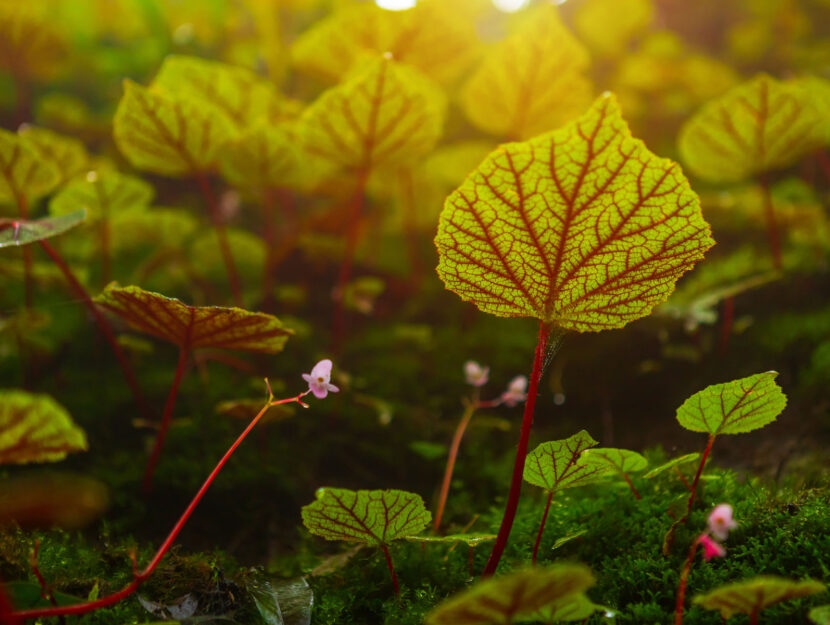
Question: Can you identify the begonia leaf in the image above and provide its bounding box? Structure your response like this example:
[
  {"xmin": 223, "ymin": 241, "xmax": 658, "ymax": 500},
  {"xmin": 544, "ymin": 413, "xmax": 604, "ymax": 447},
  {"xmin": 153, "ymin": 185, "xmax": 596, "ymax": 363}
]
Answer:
[
  {"xmin": 301, "ymin": 488, "xmax": 430, "ymax": 546},
  {"xmin": 298, "ymin": 56, "xmax": 445, "ymax": 172},
  {"xmin": 0, "ymin": 390, "xmax": 87, "ymax": 464},
  {"xmin": 406, "ymin": 533, "xmax": 496, "ymax": 547},
  {"xmin": 18, "ymin": 125, "xmax": 89, "ymax": 186},
  {"xmin": 810, "ymin": 605, "xmax": 830, "ymax": 625},
  {"xmin": 0, "ymin": 128, "xmax": 61, "ymax": 205},
  {"xmin": 50, "ymin": 170, "xmax": 153, "ymax": 221},
  {"xmin": 436, "ymin": 94, "xmax": 713, "ymax": 332},
  {"xmin": 94, "ymin": 284, "xmax": 292, "ymax": 353},
  {"xmin": 678, "ymin": 74, "xmax": 823, "ymax": 183},
  {"xmin": 0, "ymin": 473, "xmax": 108, "ymax": 529},
  {"xmin": 535, "ymin": 592, "xmax": 612, "ymax": 623},
  {"xmin": 0, "ymin": 5, "xmax": 66, "ymax": 80},
  {"xmin": 0, "ymin": 210, "xmax": 86, "ymax": 248},
  {"xmin": 676, "ymin": 371, "xmax": 787, "ymax": 436},
  {"xmin": 573, "ymin": 0, "xmax": 653, "ymax": 58},
  {"xmin": 424, "ymin": 564, "xmax": 594, "ymax": 625},
  {"xmin": 643, "ymin": 452, "xmax": 700, "ymax": 479},
  {"xmin": 693, "ymin": 577, "xmax": 826, "ymax": 620},
  {"xmin": 189, "ymin": 228, "xmax": 265, "ymax": 286},
  {"xmin": 524, "ymin": 431, "xmax": 612, "ymax": 493},
  {"xmin": 109, "ymin": 208, "xmax": 198, "ymax": 253},
  {"xmin": 582, "ymin": 447, "xmax": 648, "ymax": 474},
  {"xmin": 460, "ymin": 5, "xmax": 592, "ymax": 140},
  {"xmin": 113, "ymin": 80, "xmax": 234, "ymax": 177}
]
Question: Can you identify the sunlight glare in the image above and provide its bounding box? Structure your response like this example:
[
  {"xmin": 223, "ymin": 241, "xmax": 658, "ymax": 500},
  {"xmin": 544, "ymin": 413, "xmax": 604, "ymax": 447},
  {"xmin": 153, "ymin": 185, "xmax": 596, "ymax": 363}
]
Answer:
[
  {"xmin": 492, "ymin": 0, "xmax": 531, "ymax": 12},
  {"xmin": 375, "ymin": 0, "xmax": 417, "ymax": 10}
]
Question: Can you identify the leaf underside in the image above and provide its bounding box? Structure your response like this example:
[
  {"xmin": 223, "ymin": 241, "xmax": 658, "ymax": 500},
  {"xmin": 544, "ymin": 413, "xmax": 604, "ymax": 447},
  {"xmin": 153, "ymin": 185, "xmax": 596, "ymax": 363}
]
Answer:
[
  {"xmin": 693, "ymin": 576, "xmax": 826, "ymax": 619},
  {"xmin": 676, "ymin": 371, "xmax": 787, "ymax": 435},
  {"xmin": 582, "ymin": 447, "xmax": 648, "ymax": 474},
  {"xmin": 436, "ymin": 93, "xmax": 714, "ymax": 332},
  {"xmin": 0, "ymin": 210, "xmax": 87, "ymax": 248},
  {"xmin": 524, "ymin": 430, "xmax": 612, "ymax": 493}
]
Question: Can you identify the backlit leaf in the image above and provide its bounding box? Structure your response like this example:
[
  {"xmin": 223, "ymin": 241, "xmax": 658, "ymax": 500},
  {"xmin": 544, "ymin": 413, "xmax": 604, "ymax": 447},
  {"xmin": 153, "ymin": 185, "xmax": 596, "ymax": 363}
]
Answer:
[
  {"xmin": 0, "ymin": 390, "xmax": 87, "ymax": 464},
  {"xmin": 113, "ymin": 80, "xmax": 234, "ymax": 177},
  {"xmin": 524, "ymin": 431, "xmax": 612, "ymax": 493},
  {"xmin": 406, "ymin": 533, "xmax": 496, "ymax": 547},
  {"xmin": 0, "ymin": 473, "xmax": 108, "ymax": 529},
  {"xmin": 301, "ymin": 488, "xmax": 430, "ymax": 546},
  {"xmin": 678, "ymin": 74, "xmax": 823, "ymax": 183},
  {"xmin": 0, "ymin": 5, "xmax": 66, "ymax": 79},
  {"xmin": 424, "ymin": 564, "xmax": 594, "ymax": 625},
  {"xmin": 436, "ymin": 94, "xmax": 713, "ymax": 331},
  {"xmin": 50, "ymin": 170, "xmax": 153, "ymax": 221},
  {"xmin": 189, "ymin": 228, "xmax": 265, "ymax": 286},
  {"xmin": 0, "ymin": 128, "xmax": 61, "ymax": 204},
  {"xmin": 582, "ymin": 447, "xmax": 647, "ymax": 474},
  {"xmin": 109, "ymin": 208, "xmax": 198, "ymax": 253},
  {"xmin": 0, "ymin": 210, "xmax": 86, "ymax": 248},
  {"xmin": 536, "ymin": 592, "xmax": 612, "ymax": 623},
  {"xmin": 18, "ymin": 125, "xmax": 89, "ymax": 186},
  {"xmin": 693, "ymin": 577, "xmax": 826, "ymax": 620},
  {"xmin": 643, "ymin": 452, "xmax": 700, "ymax": 479},
  {"xmin": 810, "ymin": 605, "xmax": 830, "ymax": 625},
  {"xmin": 573, "ymin": 0, "xmax": 653, "ymax": 58},
  {"xmin": 298, "ymin": 56, "xmax": 445, "ymax": 172},
  {"xmin": 460, "ymin": 5, "xmax": 592, "ymax": 140},
  {"xmin": 95, "ymin": 284, "xmax": 292, "ymax": 353},
  {"xmin": 676, "ymin": 371, "xmax": 787, "ymax": 435},
  {"xmin": 551, "ymin": 530, "xmax": 588, "ymax": 551}
]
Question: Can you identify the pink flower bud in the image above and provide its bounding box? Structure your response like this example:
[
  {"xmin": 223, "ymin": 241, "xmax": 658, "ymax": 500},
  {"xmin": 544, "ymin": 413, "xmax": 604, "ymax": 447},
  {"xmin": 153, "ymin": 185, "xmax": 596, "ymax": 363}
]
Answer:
[
  {"xmin": 500, "ymin": 375, "xmax": 528, "ymax": 407},
  {"xmin": 698, "ymin": 534, "xmax": 726, "ymax": 561},
  {"xmin": 464, "ymin": 361, "xmax": 489, "ymax": 387}
]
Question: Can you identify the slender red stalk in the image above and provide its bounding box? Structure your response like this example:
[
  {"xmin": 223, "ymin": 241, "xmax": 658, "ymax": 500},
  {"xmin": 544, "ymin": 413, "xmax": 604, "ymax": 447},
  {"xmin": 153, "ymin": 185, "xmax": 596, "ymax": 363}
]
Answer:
[
  {"xmin": 12, "ymin": 390, "xmax": 309, "ymax": 620},
  {"xmin": 686, "ymin": 435, "xmax": 716, "ymax": 518},
  {"xmin": 142, "ymin": 347, "xmax": 189, "ymax": 493},
  {"xmin": 622, "ymin": 473, "xmax": 642, "ymax": 500},
  {"xmin": 380, "ymin": 544, "xmax": 400, "ymax": 598},
  {"xmin": 759, "ymin": 175, "xmax": 782, "ymax": 270},
  {"xmin": 675, "ymin": 467, "xmax": 693, "ymax": 491},
  {"xmin": 749, "ymin": 606, "xmax": 761, "ymax": 625},
  {"xmin": 674, "ymin": 536, "xmax": 701, "ymax": 625},
  {"xmin": 195, "ymin": 173, "xmax": 242, "ymax": 306},
  {"xmin": 433, "ymin": 397, "xmax": 478, "ymax": 532},
  {"xmin": 38, "ymin": 239, "xmax": 153, "ymax": 423},
  {"xmin": 718, "ymin": 296, "xmax": 734, "ymax": 355},
  {"xmin": 531, "ymin": 491, "xmax": 554, "ymax": 564},
  {"xmin": 483, "ymin": 321, "xmax": 551, "ymax": 576},
  {"xmin": 29, "ymin": 541, "xmax": 56, "ymax": 607}
]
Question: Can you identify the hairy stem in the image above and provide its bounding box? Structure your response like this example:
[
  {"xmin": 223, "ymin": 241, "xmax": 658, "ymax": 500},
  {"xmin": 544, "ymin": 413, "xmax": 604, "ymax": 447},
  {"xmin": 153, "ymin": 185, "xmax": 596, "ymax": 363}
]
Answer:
[
  {"xmin": 196, "ymin": 173, "xmax": 242, "ymax": 306},
  {"xmin": 380, "ymin": 544, "xmax": 400, "ymax": 597},
  {"xmin": 433, "ymin": 397, "xmax": 478, "ymax": 532},
  {"xmin": 759, "ymin": 175, "xmax": 782, "ymax": 270},
  {"xmin": 531, "ymin": 491, "xmax": 554, "ymax": 564},
  {"xmin": 622, "ymin": 473, "xmax": 642, "ymax": 500},
  {"xmin": 674, "ymin": 536, "xmax": 701, "ymax": 625},
  {"xmin": 483, "ymin": 321, "xmax": 551, "ymax": 576}
]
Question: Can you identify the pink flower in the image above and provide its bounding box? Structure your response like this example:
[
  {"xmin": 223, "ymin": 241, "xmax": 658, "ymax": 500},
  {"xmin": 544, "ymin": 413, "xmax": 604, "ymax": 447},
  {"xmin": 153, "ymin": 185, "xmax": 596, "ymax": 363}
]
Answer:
[
  {"xmin": 708, "ymin": 504, "xmax": 738, "ymax": 541},
  {"xmin": 302, "ymin": 359, "xmax": 339, "ymax": 399},
  {"xmin": 698, "ymin": 534, "xmax": 726, "ymax": 561},
  {"xmin": 500, "ymin": 375, "xmax": 528, "ymax": 407},
  {"xmin": 464, "ymin": 361, "xmax": 489, "ymax": 387}
]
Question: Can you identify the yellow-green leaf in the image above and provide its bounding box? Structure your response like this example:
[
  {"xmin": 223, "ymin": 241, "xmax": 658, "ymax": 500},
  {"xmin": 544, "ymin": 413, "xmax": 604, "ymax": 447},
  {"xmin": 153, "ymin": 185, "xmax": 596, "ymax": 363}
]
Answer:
[
  {"xmin": 18, "ymin": 125, "xmax": 89, "ymax": 186},
  {"xmin": 643, "ymin": 452, "xmax": 700, "ymax": 479},
  {"xmin": 535, "ymin": 592, "xmax": 612, "ymax": 623},
  {"xmin": 49, "ymin": 170, "xmax": 153, "ymax": 221},
  {"xmin": 810, "ymin": 605, "xmax": 830, "ymax": 625},
  {"xmin": 0, "ymin": 128, "xmax": 61, "ymax": 205},
  {"xmin": 678, "ymin": 74, "xmax": 823, "ymax": 183},
  {"xmin": 424, "ymin": 564, "xmax": 595, "ymax": 625},
  {"xmin": 582, "ymin": 447, "xmax": 648, "ymax": 474},
  {"xmin": 435, "ymin": 94, "xmax": 714, "ymax": 331},
  {"xmin": 94, "ymin": 284, "xmax": 292, "ymax": 353},
  {"xmin": 524, "ymin": 431, "xmax": 612, "ymax": 493},
  {"xmin": 0, "ymin": 210, "xmax": 86, "ymax": 248},
  {"xmin": 676, "ymin": 371, "xmax": 787, "ymax": 435},
  {"xmin": 693, "ymin": 577, "xmax": 826, "ymax": 620},
  {"xmin": 188, "ymin": 228, "xmax": 265, "ymax": 287},
  {"xmin": 573, "ymin": 0, "xmax": 653, "ymax": 58},
  {"xmin": 0, "ymin": 5, "xmax": 66, "ymax": 79},
  {"xmin": 406, "ymin": 533, "xmax": 496, "ymax": 547},
  {"xmin": 298, "ymin": 56, "xmax": 445, "ymax": 172},
  {"xmin": 113, "ymin": 80, "xmax": 234, "ymax": 177},
  {"xmin": 0, "ymin": 390, "xmax": 87, "ymax": 464},
  {"xmin": 109, "ymin": 208, "xmax": 198, "ymax": 253},
  {"xmin": 460, "ymin": 5, "xmax": 592, "ymax": 140},
  {"xmin": 301, "ymin": 487, "xmax": 431, "ymax": 546}
]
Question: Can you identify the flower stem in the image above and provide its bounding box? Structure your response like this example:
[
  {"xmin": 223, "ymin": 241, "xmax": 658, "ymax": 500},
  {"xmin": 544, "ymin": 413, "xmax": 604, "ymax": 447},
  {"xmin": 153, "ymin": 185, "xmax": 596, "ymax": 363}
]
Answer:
[
  {"xmin": 483, "ymin": 321, "xmax": 551, "ymax": 576},
  {"xmin": 674, "ymin": 536, "xmax": 701, "ymax": 625},
  {"xmin": 531, "ymin": 491, "xmax": 554, "ymax": 564},
  {"xmin": 622, "ymin": 472, "xmax": 642, "ymax": 500},
  {"xmin": 380, "ymin": 544, "xmax": 400, "ymax": 597},
  {"xmin": 433, "ymin": 397, "xmax": 478, "ymax": 532},
  {"xmin": 196, "ymin": 173, "xmax": 242, "ymax": 306}
]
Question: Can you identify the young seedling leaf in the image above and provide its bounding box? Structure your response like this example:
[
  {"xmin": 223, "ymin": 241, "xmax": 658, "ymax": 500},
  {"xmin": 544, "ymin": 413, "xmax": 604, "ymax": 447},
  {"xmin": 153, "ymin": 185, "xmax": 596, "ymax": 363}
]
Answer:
[
  {"xmin": 424, "ymin": 564, "xmax": 595, "ymax": 625},
  {"xmin": 643, "ymin": 452, "xmax": 700, "ymax": 479},
  {"xmin": 0, "ymin": 128, "xmax": 61, "ymax": 204},
  {"xmin": 535, "ymin": 592, "xmax": 612, "ymax": 623},
  {"xmin": 113, "ymin": 80, "xmax": 234, "ymax": 177},
  {"xmin": 0, "ymin": 390, "xmax": 87, "ymax": 464},
  {"xmin": 298, "ymin": 56, "xmax": 446, "ymax": 172},
  {"xmin": 551, "ymin": 529, "xmax": 588, "ymax": 551},
  {"xmin": 50, "ymin": 171, "xmax": 154, "ymax": 221},
  {"xmin": 524, "ymin": 431, "xmax": 612, "ymax": 493},
  {"xmin": 676, "ymin": 371, "xmax": 787, "ymax": 435},
  {"xmin": 19, "ymin": 125, "xmax": 89, "ymax": 186},
  {"xmin": 302, "ymin": 488, "xmax": 430, "ymax": 546},
  {"xmin": 582, "ymin": 447, "xmax": 648, "ymax": 474},
  {"xmin": 460, "ymin": 5, "xmax": 592, "ymax": 140},
  {"xmin": 406, "ymin": 534, "xmax": 496, "ymax": 547},
  {"xmin": 678, "ymin": 74, "xmax": 823, "ymax": 183},
  {"xmin": 809, "ymin": 605, "xmax": 830, "ymax": 625},
  {"xmin": 693, "ymin": 577, "xmax": 826, "ymax": 620},
  {"xmin": 0, "ymin": 210, "xmax": 86, "ymax": 248},
  {"xmin": 94, "ymin": 284, "xmax": 292, "ymax": 353},
  {"xmin": 435, "ymin": 94, "xmax": 714, "ymax": 331}
]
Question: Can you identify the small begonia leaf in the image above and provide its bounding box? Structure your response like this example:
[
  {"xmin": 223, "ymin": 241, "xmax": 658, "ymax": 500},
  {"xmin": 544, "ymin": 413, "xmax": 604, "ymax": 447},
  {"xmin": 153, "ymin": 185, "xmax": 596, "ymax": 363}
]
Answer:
[
  {"xmin": 809, "ymin": 605, "xmax": 830, "ymax": 625},
  {"xmin": 524, "ymin": 431, "xmax": 612, "ymax": 493},
  {"xmin": 535, "ymin": 592, "xmax": 611, "ymax": 623},
  {"xmin": 0, "ymin": 5, "xmax": 65, "ymax": 79},
  {"xmin": 50, "ymin": 171, "xmax": 153, "ymax": 221},
  {"xmin": 0, "ymin": 128, "xmax": 61, "ymax": 204},
  {"xmin": 643, "ymin": 452, "xmax": 700, "ymax": 479},
  {"xmin": 678, "ymin": 74, "xmax": 823, "ymax": 183},
  {"xmin": 0, "ymin": 390, "xmax": 87, "ymax": 464},
  {"xmin": 424, "ymin": 564, "xmax": 594, "ymax": 625},
  {"xmin": 435, "ymin": 94, "xmax": 714, "ymax": 331},
  {"xmin": 18, "ymin": 125, "xmax": 89, "ymax": 186},
  {"xmin": 0, "ymin": 210, "xmax": 86, "ymax": 248},
  {"xmin": 302, "ymin": 488, "xmax": 430, "ymax": 546},
  {"xmin": 113, "ymin": 80, "xmax": 234, "ymax": 177},
  {"xmin": 693, "ymin": 577, "xmax": 826, "ymax": 620},
  {"xmin": 94, "ymin": 284, "xmax": 292, "ymax": 353},
  {"xmin": 573, "ymin": 0, "xmax": 653, "ymax": 59},
  {"xmin": 582, "ymin": 447, "xmax": 648, "ymax": 474},
  {"xmin": 551, "ymin": 529, "xmax": 588, "ymax": 551},
  {"xmin": 460, "ymin": 5, "xmax": 592, "ymax": 140},
  {"xmin": 406, "ymin": 533, "xmax": 496, "ymax": 547},
  {"xmin": 298, "ymin": 56, "xmax": 445, "ymax": 172},
  {"xmin": 676, "ymin": 371, "xmax": 787, "ymax": 435},
  {"xmin": 109, "ymin": 208, "xmax": 198, "ymax": 253}
]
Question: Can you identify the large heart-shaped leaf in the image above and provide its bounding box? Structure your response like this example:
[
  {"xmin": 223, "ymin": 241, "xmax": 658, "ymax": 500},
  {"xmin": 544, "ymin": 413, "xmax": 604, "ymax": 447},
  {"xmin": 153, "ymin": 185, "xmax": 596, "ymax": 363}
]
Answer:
[
  {"xmin": 0, "ymin": 128, "xmax": 61, "ymax": 205},
  {"xmin": 94, "ymin": 284, "xmax": 292, "ymax": 353},
  {"xmin": 113, "ymin": 80, "xmax": 234, "ymax": 177},
  {"xmin": 301, "ymin": 488, "xmax": 430, "ymax": 546},
  {"xmin": 0, "ymin": 390, "xmax": 87, "ymax": 464},
  {"xmin": 298, "ymin": 56, "xmax": 445, "ymax": 172},
  {"xmin": 693, "ymin": 577, "xmax": 826, "ymax": 620},
  {"xmin": 460, "ymin": 5, "xmax": 592, "ymax": 140},
  {"xmin": 524, "ymin": 431, "xmax": 611, "ymax": 493},
  {"xmin": 424, "ymin": 564, "xmax": 594, "ymax": 625},
  {"xmin": 18, "ymin": 125, "xmax": 89, "ymax": 186},
  {"xmin": 678, "ymin": 74, "xmax": 823, "ymax": 183},
  {"xmin": 435, "ymin": 94, "xmax": 713, "ymax": 332},
  {"xmin": 0, "ymin": 210, "xmax": 86, "ymax": 248},
  {"xmin": 49, "ymin": 170, "xmax": 153, "ymax": 221},
  {"xmin": 582, "ymin": 447, "xmax": 647, "ymax": 474},
  {"xmin": 676, "ymin": 371, "xmax": 787, "ymax": 435}
]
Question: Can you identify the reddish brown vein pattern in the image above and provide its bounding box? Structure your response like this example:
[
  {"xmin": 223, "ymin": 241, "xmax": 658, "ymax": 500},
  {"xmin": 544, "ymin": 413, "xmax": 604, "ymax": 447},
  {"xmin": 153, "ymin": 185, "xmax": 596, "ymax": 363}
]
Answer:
[
  {"xmin": 301, "ymin": 488, "xmax": 431, "ymax": 546},
  {"xmin": 524, "ymin": 430, "xmax": 611, "ymax": 493},
  {"xmin": 436, "ymin": 94, "xmax": 713, "ymax": 332},
  {"xmin": 0, "ymin": 128, "xmax": 60, "ymax": 204},
  {"xmin": 676, "ymin": 371, "xmax": 787, "ymax": 436},
  {"xmin": 694, "ymin": 577, "xmax": 826, "ymax": 620},
  {"xmin": 94, "ymin": 284, "xmax": 292, "ymax": 353}
]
